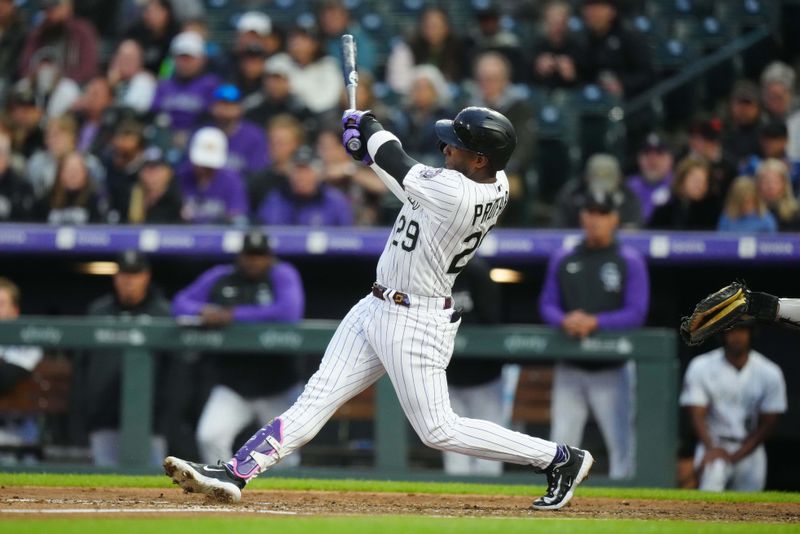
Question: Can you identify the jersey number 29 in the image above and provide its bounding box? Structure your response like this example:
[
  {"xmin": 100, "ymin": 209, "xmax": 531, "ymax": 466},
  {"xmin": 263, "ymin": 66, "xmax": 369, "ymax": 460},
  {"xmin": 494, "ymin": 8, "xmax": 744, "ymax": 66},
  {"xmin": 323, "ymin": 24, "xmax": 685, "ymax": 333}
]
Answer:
[{"xmin": 391, "ymin": 215, "xmax": 419, "ymax": 251}]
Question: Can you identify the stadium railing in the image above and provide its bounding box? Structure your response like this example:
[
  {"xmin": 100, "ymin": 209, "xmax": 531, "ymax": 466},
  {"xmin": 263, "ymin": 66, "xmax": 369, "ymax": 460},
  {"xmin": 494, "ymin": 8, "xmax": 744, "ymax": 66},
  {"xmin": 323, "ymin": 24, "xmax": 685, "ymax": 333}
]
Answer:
[{"xmin": 0, "ymin": 224, "xmax": 799, "ymax": 263}]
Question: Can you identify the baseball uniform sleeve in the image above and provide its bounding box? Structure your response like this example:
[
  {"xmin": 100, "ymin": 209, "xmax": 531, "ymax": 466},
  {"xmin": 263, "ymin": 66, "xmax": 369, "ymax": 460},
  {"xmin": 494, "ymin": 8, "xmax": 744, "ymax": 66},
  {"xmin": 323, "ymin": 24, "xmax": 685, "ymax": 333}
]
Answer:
[
  {"xmin": 172, "ymin": 265, "xmax": 233, "ymax": 317},
  {"xmin": 595, "ymin": 246, "xmax": 650, "ymax": 329},
  {"xmin": 679, "ymin": 358, "xmax": 709, "ymax": 407},
  {"xmin": 760, "ymin": 364, "xmax": 788, "ymax": 414},
  {"xmin": 231, "ymin": 262, "xmax": 305, "ymax": 322}
]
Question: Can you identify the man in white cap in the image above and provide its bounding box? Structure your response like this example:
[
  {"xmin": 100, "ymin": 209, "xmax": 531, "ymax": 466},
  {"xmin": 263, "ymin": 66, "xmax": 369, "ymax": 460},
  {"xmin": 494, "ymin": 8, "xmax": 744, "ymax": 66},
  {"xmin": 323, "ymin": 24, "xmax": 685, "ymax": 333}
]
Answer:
[
  {"xmin": 235, "ymin": 12, "xmax": 272, "ymax": 52},
  {"xmin": 176, "ymin": 126, "xmax": 248, "ymax": 225},
  {"xmin": 150, "ymin": 31, "xmax": 221, "ymax": 142}
]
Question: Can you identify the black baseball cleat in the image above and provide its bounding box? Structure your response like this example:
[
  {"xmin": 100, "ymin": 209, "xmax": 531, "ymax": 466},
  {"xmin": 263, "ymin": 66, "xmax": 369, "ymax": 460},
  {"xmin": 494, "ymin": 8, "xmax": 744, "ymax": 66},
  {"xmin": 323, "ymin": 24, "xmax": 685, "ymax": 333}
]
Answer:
[
  {"xmin": 163, "ymin": 456, "xmax": 246, "ymax": 503},
  {"xmin": 531, "ymin": 446, "xmax": 594, "ymax": 511}
]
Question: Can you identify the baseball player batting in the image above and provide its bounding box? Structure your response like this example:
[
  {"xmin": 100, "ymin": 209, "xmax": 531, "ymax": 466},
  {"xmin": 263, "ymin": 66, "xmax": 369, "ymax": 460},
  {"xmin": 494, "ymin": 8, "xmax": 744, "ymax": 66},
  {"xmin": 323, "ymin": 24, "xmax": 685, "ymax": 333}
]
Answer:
[{"xmin": 164, "ymin": 106, "xmax": 593, "ymax": 510}]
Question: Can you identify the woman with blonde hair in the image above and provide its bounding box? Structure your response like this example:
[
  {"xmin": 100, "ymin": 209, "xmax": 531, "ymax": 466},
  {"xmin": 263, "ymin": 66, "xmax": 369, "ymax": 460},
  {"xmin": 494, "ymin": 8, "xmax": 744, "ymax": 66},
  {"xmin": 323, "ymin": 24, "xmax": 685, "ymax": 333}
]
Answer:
[
  {"xmin": 755, "ymin": 158, "xmax": 800, "ymax": 231},
  {"xmin": 718, "ymin": 176, "xmax": 777, "ymax": 233},
  {"xmin": 649, "ymin": 157, "xmax": 720, "ymax": 230},
  {"xmin": 34, "ymin": 151, "xmax": 106, "ymax": 224}
]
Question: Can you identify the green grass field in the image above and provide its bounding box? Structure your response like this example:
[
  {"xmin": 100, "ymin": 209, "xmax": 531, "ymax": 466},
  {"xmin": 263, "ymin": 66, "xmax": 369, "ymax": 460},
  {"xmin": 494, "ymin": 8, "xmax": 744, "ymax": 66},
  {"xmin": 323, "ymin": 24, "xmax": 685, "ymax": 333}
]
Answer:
[{"xmin": 1, "ymin": 473, "xmax": 799, "ymax": 534}]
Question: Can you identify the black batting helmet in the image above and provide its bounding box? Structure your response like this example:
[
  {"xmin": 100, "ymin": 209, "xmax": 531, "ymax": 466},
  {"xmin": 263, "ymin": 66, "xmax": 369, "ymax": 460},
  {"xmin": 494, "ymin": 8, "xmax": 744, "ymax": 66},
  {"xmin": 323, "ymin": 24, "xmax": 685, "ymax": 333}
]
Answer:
[{"xmin": 435, "ymin": 106, "xmax": 517, "ymax": 171}]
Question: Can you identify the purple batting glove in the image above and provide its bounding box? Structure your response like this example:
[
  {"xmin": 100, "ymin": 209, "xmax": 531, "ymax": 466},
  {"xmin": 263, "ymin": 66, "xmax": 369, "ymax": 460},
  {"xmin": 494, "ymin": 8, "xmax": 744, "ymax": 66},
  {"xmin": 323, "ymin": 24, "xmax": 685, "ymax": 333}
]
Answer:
[
  {"xmin": 342, "ymin": 127, "xmax": 372, "ymax": 165},
  {"xmin": 341, "ymin": 109, "xmax": 373, "ymax": 131}
]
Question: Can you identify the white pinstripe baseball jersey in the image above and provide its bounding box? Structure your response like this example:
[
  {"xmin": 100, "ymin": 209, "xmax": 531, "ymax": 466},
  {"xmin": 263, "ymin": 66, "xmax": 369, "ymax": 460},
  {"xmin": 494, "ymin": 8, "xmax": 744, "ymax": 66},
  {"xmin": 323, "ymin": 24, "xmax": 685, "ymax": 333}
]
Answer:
[{"xmin": 376, "ymin": 164, "xmax": 509, "ymax": 297}]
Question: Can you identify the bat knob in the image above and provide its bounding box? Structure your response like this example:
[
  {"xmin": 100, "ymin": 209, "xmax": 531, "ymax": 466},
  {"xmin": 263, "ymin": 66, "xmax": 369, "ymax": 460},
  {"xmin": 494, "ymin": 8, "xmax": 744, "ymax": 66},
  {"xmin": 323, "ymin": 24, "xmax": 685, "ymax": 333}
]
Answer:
[{"xmin": 347, "ymin": 138, "xmax": 362, "ymax": 152}]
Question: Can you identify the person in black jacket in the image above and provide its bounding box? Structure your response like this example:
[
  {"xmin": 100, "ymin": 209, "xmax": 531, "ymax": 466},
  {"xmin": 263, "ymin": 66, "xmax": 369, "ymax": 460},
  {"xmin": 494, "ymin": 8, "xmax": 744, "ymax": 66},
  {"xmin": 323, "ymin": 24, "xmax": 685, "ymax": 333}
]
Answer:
[
  {"xmin": 540, "ymin": 191, "xmax": 649, "ymax": 479},
  {"xmin": 0, "ymin": 277, "xmax": 44, "ymax": 450},
  {"xmin": 102, "ymin": 120, "xmax": 146, "ymax": 223},
  {"xmin": 579, "ymin": 0, "xmax": 653, "ymax": 99},
  {"xmin": 0, "ymin": 278, "xmax": 43, "ymax": 402},
  {"xmin": 123, "ymin": 0, "xmax": 179, "ymax": 75},
  {"xmin": 0, "ymin": 0, "xmax": 26, "ymax": 97},
  {"xmin": 78, "ymin": 251, "xmax": 171, "ymax": 466},
  {"xmin": 531, "ymin": 1, "xmax": 585, "ymax": 89},
  {"xmin": 0, "ymin": 127, "xmax": 35, "ymax": 222},
  {"xmin": 649, "ymin": 156, "xmax": 721, "ymax": 231},
  {"xmin": 124, "ymin": 146, "xmax": 184, "ymax": 224}
]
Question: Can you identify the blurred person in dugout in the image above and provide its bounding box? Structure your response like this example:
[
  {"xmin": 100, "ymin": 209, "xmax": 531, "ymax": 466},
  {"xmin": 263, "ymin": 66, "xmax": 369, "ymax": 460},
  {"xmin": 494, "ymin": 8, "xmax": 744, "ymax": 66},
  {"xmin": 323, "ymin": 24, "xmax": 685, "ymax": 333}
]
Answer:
[
  {"xmin": 444, "ymin": 257, "xmax": 516, "ymax": 476},
  {"xmin": 80, "ymin": 251, "xmax": 171, "ymax": 466},
  {"xmin": 0, "ymin": 277, "xmax": 43, "ymax": 447},
  {"xmin": 680, "ymin": 324, "xmax": 787, "ymax": 491},
  {"xmin": 172, "ymin": 230, "xmax": 304, "ymax": 466},
  {"xmin": 539, "ymin": 190, "xmax": 649, "ymax": 479}
]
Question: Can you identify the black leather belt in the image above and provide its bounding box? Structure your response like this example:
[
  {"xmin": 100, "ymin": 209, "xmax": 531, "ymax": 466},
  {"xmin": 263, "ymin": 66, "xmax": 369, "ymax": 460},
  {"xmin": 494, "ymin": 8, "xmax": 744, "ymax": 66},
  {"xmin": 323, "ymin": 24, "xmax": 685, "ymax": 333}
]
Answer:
[{"xmin": 371, "ymin": 282, "xmax": 453, "ymax": 309}]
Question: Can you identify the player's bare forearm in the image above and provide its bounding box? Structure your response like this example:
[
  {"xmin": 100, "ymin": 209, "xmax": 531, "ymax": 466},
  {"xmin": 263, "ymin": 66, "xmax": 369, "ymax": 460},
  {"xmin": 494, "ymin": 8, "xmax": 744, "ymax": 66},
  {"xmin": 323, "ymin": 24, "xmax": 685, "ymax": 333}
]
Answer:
[
  {"xmin": 729, "ymin": 413, "xmax": 780, "ymax": 464},
  {"xmin": 688, "ymin": 405, "xmax": 716, "ymax": 450}
]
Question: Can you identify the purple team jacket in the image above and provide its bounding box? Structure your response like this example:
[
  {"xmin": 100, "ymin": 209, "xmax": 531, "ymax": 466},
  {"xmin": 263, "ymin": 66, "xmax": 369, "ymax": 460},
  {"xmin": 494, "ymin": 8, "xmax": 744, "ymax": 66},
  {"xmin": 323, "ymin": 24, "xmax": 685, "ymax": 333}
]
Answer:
[
  {"xmin": 172, "ymin": 263, "xmax": 304, "ymax": 322},
  {"xmin": 626, "ymin": 172, "xmax": 674, "ymax": 223},
  {"xmin": 539, "ymin": 242, "xmax": 649, "ymax": 329},
  {"xmin": 226, "ymin": 121, "xmax": 269, "ymax": 173},
  {"xmin": 151, "ymin": 73, "xmax": 221, "ymax": 130},
  {"xmin": 257, "ymin": 185, "xmax": 354, "ymax": 226},
  {"xmin": 185, "ymin": 121, "xmax": 269, "ymax": 174},
  {"xmin": 177, "ymin": 166, "xmax": 248, "ymax": 224}
]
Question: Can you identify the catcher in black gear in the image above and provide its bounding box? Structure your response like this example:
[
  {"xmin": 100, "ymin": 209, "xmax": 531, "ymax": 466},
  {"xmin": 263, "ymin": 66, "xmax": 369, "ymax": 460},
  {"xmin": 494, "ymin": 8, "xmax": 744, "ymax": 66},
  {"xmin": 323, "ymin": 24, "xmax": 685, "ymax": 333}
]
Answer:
[{"xmin": 680, "ymin": 281, "xmax": 800, "ymax": 345}]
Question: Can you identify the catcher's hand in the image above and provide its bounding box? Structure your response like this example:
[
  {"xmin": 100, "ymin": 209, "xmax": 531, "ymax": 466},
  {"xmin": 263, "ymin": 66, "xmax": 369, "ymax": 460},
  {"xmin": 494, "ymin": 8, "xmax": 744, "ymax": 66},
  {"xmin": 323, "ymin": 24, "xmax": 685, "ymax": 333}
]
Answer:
[{"xmin": 680, "ymin": 281, "xmax": 779, "ymax": 346}]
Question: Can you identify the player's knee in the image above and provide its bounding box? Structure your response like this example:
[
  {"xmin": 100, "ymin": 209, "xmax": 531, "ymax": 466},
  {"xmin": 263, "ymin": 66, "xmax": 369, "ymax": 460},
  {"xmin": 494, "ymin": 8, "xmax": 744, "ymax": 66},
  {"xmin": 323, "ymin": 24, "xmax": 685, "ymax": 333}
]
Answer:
[{"xmin": 417, "ymin": 422, "xmax": 454, "ymax": 450}]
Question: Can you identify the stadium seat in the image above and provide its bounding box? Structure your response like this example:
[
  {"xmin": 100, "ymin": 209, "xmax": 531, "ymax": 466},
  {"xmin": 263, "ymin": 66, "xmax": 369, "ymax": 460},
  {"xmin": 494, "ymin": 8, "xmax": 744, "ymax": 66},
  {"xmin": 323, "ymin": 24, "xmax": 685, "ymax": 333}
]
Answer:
[
  {"xmin": 361, "ymin": 13, "xmax": 384, "ymax": 33},
  {"xmin": 401, "ymin": 0, "xmax": 425, "ymax": 11},
  {"xmin": 653, "ymin": 38, "xmax": 698, "ymax": 72}
]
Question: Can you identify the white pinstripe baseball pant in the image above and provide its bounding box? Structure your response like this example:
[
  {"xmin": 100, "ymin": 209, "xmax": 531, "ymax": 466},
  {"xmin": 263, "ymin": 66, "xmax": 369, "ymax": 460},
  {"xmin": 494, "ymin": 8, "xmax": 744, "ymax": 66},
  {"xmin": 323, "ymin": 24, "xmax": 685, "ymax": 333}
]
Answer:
[{"xmin": 272, "ymin": 294, "xmax": 558, "ymax": 470}]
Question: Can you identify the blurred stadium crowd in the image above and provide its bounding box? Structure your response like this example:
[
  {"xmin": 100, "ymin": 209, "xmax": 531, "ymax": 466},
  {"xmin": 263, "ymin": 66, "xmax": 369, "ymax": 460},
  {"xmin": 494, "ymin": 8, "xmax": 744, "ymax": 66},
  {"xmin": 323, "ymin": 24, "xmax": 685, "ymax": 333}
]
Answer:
[{"xmin": 0, "ymin": 0, "xmax": 798, "ymax": 230}]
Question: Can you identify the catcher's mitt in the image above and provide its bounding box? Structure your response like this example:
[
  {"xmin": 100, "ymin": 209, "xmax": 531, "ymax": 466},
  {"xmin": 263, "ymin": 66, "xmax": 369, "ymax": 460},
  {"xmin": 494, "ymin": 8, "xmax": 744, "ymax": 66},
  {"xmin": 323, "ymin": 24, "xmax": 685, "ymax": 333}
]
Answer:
[{"xmin": 680, "ymin": 281, "xmax": 779, "ymax": 346}]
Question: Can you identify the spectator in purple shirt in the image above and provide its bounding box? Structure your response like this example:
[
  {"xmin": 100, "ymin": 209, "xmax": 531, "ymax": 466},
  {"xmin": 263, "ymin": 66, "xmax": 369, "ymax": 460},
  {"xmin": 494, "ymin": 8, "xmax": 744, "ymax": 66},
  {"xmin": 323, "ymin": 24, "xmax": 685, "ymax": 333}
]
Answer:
[
  {"xmin": 172, "ymin": 229, "xmax": 304, "ymax": 466},
  {"xmin": 539, "ymin": 190, "xmax": 649, "ymax": 480},
  {"xmin": 625, "ymin": 133, "xmax": 674, "ymax": 223},
  {"xmin": 257, "ymin": 146, "xmax": 354, "ymax": 226},
  {"xmin": 177, "ymin": 126, "xmax": 248, "ymax": 225},
  {"xmin": 150, "ymin": 31, "xmax": 221, "ymax": 147},
  {"xmin": 205, "ymin": 84, "xmax": 268, "ymax": 174}
]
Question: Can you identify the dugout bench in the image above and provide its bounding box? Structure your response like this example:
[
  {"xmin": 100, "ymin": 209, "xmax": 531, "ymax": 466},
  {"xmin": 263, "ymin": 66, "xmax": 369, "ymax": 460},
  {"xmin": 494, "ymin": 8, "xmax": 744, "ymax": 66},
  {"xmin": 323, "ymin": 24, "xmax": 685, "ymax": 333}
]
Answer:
[{"xmin": 0, "ymin": 318, "xmax": 678, "ymax": 487}]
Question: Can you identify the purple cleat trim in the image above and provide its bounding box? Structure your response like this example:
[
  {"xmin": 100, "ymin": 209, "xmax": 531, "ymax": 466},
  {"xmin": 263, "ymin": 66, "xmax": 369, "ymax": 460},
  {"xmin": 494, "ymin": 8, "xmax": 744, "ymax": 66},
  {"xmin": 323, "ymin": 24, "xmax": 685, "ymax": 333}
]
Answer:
[{"xmin": 226, "ymin": 418, "xmax": 284, "ymax": 480}]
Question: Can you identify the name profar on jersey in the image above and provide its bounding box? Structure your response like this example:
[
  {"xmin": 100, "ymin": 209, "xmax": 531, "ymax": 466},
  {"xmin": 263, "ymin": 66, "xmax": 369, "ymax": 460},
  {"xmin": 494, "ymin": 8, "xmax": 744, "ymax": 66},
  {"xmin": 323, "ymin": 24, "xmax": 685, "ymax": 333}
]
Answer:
[{"xmin": 376, "ymin": 164, "xmax": 509, "ymax": 298}]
